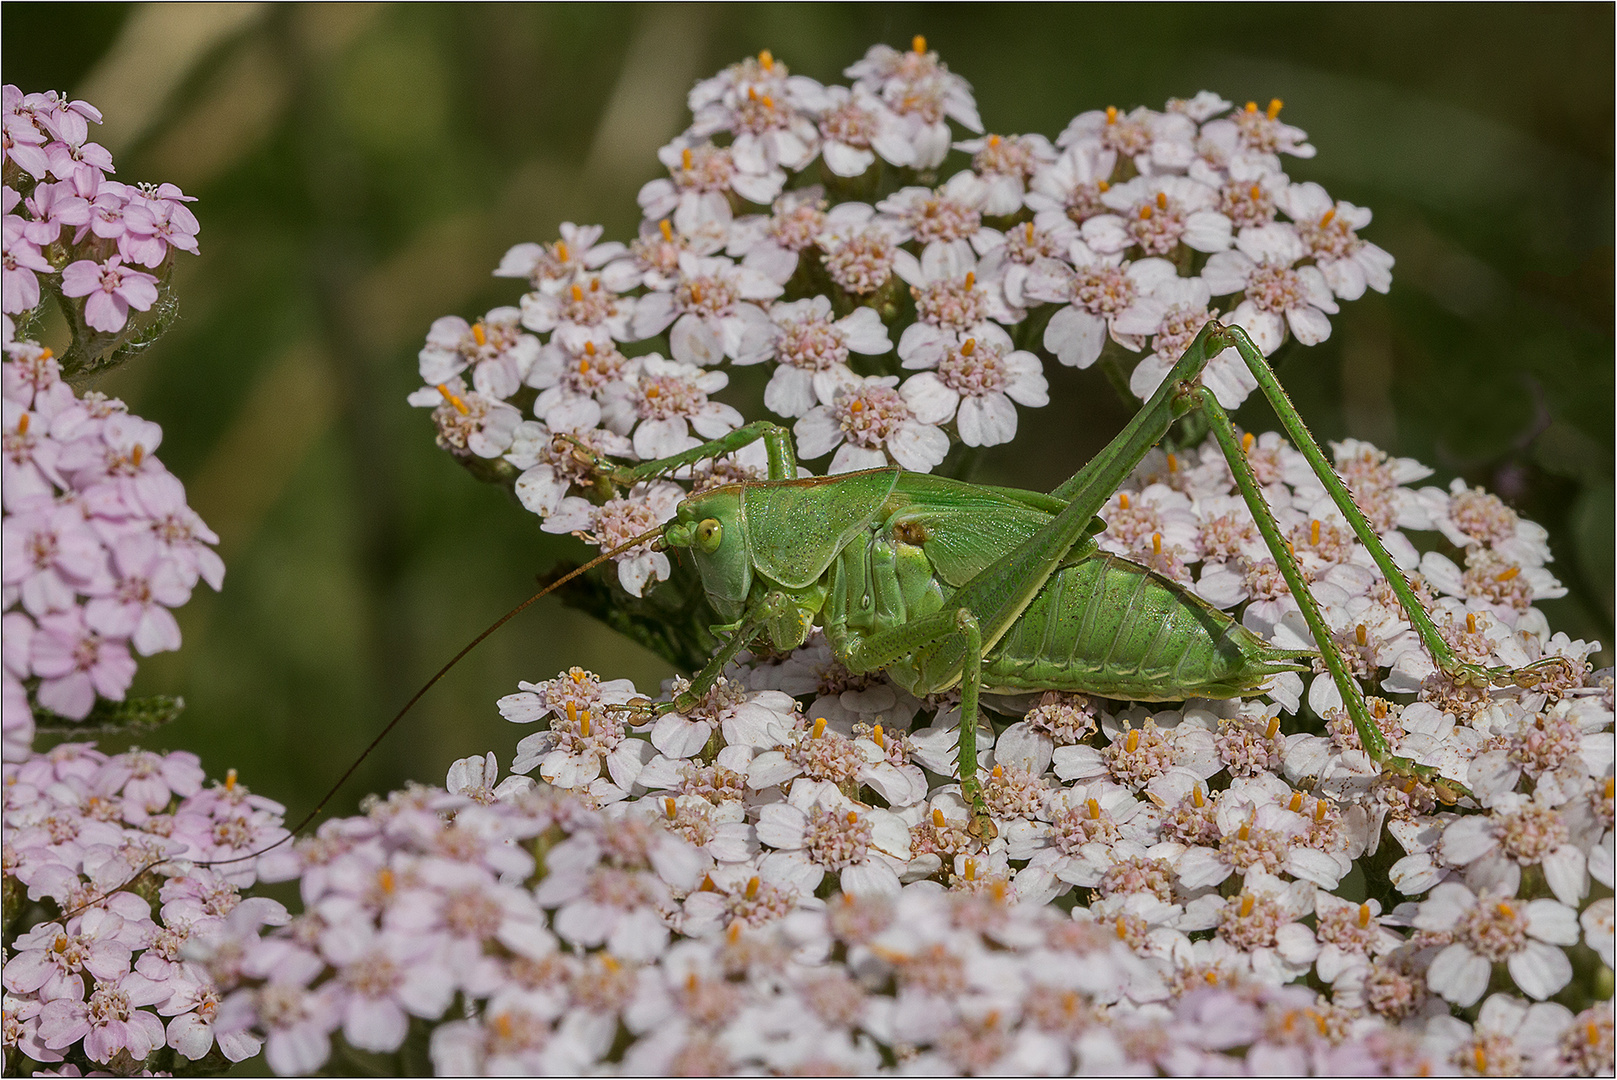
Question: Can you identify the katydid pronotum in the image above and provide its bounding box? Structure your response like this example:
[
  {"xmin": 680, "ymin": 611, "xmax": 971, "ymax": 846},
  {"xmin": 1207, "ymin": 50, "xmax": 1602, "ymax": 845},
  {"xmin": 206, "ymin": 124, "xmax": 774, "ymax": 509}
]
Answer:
[
  {"xmin": 569, "ymin": 319, "xmax": 1568, "ymax": 835},
  {"xmin": 67, "ymin": 320, "xmax": 1569, "ymax": 911}
]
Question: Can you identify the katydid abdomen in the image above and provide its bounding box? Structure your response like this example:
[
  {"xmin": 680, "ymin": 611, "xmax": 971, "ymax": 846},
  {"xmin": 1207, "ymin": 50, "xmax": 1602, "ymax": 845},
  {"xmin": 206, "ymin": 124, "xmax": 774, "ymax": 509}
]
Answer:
[{"xmin": 980, "ymin": 552, "xmax": 1301, "ymax": 700}]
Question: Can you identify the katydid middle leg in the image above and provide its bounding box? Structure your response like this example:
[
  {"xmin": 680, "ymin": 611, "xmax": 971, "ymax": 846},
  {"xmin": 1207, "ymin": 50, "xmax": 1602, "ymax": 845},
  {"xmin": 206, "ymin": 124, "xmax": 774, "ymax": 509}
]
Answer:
[{"xmin": 562, "ymin": 420, "xmax": 798, "ymax": 487}]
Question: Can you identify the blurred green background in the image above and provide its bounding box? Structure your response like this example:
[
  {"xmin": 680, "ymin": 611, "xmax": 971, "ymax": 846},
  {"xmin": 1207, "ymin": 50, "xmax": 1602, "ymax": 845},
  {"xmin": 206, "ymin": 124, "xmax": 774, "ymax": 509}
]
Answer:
[{"xmin": 8, "ymin": 3, "xmax": 1612, "ymax": 823}]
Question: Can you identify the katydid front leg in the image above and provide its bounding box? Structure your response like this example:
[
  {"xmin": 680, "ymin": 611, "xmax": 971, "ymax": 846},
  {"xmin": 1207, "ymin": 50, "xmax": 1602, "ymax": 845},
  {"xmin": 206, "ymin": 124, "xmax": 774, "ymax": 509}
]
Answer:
[
  {"xmin": 1214, "ymin": 325, "xmax": 1571, "ymax": 696},
  {"xmin": 561, "ymin": 421, "xmax": 799, "ymax": 489},
  {"xmin": 625, "ymin": 592, "xmax": 789, "ymax": 725}
]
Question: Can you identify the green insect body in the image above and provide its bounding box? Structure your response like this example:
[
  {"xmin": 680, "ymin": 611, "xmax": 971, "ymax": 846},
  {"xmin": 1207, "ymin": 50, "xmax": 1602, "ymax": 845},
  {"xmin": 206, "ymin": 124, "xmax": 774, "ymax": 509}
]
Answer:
[
  {"xmin": 672, "ymin": 468, "xmax": 1304, "ymax": 706},
  {"xmin": 632, "ymin": 321, "xmax": 1567, "ymax": 832}
]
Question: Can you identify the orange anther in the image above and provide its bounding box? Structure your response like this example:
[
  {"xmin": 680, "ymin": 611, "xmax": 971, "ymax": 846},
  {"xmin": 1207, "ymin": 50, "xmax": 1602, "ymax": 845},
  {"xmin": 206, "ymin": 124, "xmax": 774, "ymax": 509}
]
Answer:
[
  {"xmin": 1289, "ymin": 792, "xmax": 1304, "ymax": 812},
  {"xmin": 761, "ymin": 94, "xmax": 775, "ymax": 109},
  {"xmin": 1266, "ymin": 98, "xmax": 1283, "ymax": 119},
  {"xmin": 745, "ymin": 876, "xmax": 760, "ymax": 899},
  {"xmin": 555, "ymin": 240, "xmax": 569, "ymax": 262},
  {"xmin": 664, "ymin": 797, "xmax": 677, "ymax": 818},
  {"xmin": 1115, "ymin": 917, "xmax": 1129, "ymax": 938},
  {"xmin": 225, "ymin": 768, "xmax": 238, "ymax": 791},
  {"xmin": 15, "ymin": 414, "xmax": 27, "ymax": 435},
  {"xmin": 1192, "ymin": 785, "xmax": 1205, "ymax": 808},
  {"xmin": 872, "ymin": 723, "xmax": 885, "ymax": 748},
  {"xmin": 1106, "ymin": 105, "xmax": 1119, "ymax": 124},
  {"xmin": 1244, "ymin": 101, "xmax": 1259, "ymax": 113},
  {"xmin": 964, "ymin": 271, "xmax": 975, "ymax": 289},
  {"xmin": 846, "ymin": 810, "xmax": 858, "ymax": 825},
  {"xmin": 963, "ymin": 858, "xmax": 977, "ymax": 880},
  {"xmin": 1494, "ymin": 566, "xmax": 1520, "ymax": 582},
  {"xmin": 1310, "ymin": 519, "xmax": 1321, "ymax": 545},
  {"xmin": 991, "ymin": 764, "xmax": 1004, "ymax": 780},
  {"xmin": 933, "ymin": 807, "xmax": 946, "ymax": 828},
  {"xmin": 1096, "ymin": 179, "xmax": 1109, "ymax": 192},
  {"xmin": 1239, "ymin": 894, "xmax": 1255, "ymax": 917},
  {"xmin": 1125, "ymin": 729, "xmax": 1140, "ymax": 753},
  {"xmin": 1086, "ymin": 797, "xmax": 1101, "ymax": 819},
  {"xmin": 727, "ymin": 921, "xmax": 743, "ymax": 943},
  {"xmin": 1314, "ymin": 800, "xmax": 1328, "ymax": 824},
  {"xmin": 494, "ymin": 1013, "xmax": 514, "ymax": 1038},
  {"xmin": 1119, "ymin": 492, "xmax": 1131, "ymax": 509},
  {"xmin": 130, "ymin": 445, "xmax": 144, "ymax": 466},
  {"xmin": 589, "ymin": 278, "xmax": 600, "ymax": 292},
  {"xmin": 912, "ymin": 35, "xmax": 927, "ymax": 53},
  {"xmin": 579, "ymin": 710, "xmax": 591, "ymax": 737},
  {"xmin": 1466, "ymin": 612, "xmax": 1477, "ymax": 634},
  {"xmin": 1358, "ymin": 903, "xmax": 1372, "ymax": 928},
  {"xmin": 436, "ymin": 384, "xmax": 470, "ymax": 415},
  {"xmin": 1025, "ymin": 221, "xmax": 1036, "ymax": 241},
  {"xmin": 645, "ymin": 384, "xmax": 660, "ymax": 398},
  {"xmin": 812, "ymin": 716, "xmax": 827, "ymax": 739},
  {"xmin": 1319, "ymin": 208, "xmax": 1335, "ymax": 227},
  {"xmin": 570, "ymin": 283, "xmax": 584, "ymax": 303},
  {"xmin": 1156, "ymin": 191, "xmax": 1168, "ymax": 210},
  {"xmin": 988, "ymin": 134, "xmax": 1001, "ymax": 147},
  {"xmin": 681, "ymin": 147, "xmax": 693, "ymax": 170},
  {"xmin": 1266, "ymin": 715, "xmax": 1280, "ymax": 739},
  {"xmin": 759, "ymin": 49, "xmax": 774, "ymax": 70},
  {"xmin": 1249, "ymin": 183, "xmax": 1262, "ymax": 200},
  {"xmin": 1356, "ymin": 624, "xmax": 1368, "ymax": 647},
  {"xmin": 659, "ymin": 218, "xmax": 673, "ymax": 241},
  {"xmin": 378, "ymin": 868, "xmax": 395, "ymax": 893},
  {"xmin": 1152, "ymin": 532, "xmax": 1163, "ymax": 555},
  {"xmin": 1139, "ymin": 204, "xmax": 1153, "ymax": 220},
  {"xmin": 1167, "ymin": 452, "xmax": 1178, "ymax": 472},
  {"xmin": 961, "ymin": 337, "xmax": 976, "ymax": 356},
  {"xmin": 1241, "ymin": 431, "xmax": 1255, "ymax": 453}
]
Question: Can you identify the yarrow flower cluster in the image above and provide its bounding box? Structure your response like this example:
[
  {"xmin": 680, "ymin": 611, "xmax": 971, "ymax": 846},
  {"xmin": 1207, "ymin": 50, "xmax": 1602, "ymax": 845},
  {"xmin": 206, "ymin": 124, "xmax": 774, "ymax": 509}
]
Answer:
[
  {"xmin": 407, "ymin": 41, "xmax": 1395, "ymax": 597},
  {"xmin": 3, "ymin": 743, "xmax": 288, "ymax": 1073},
  {"xmin": 2, "ymin": 332, "xmax": 223, "ymax": 754},
  {"xmin": 3, "ymin": 86, "xmax": 199, "ymax": 343},
  {"xmin": 380, "ymin": 39, "xmax": 1614, "ymax": 1075}
]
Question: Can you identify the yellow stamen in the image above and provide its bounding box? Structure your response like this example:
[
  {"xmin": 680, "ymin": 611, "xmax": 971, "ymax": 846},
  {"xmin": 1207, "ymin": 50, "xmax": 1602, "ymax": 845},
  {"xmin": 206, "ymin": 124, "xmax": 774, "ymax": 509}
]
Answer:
[
  {"xmin": 567, "ymin": 700, "xmax": 578, "ymax": 727},
  {"xmin": 1105, "ymin": 105, "xmax": 1118, "ymax": 124},
  {"xmin": 1239, "ymin": 894, "xmax": 1255, "ymax": 917},
  {"xmin": 16, "ymin": 414, "xmax": 27, "ymax": 435},
  {"xmin": 726, "ymin": 921, "xmax": 743, "ymax": 943},
  {"xmin": 686, "ymin": 972, "xmax": 700, "ymax": 993},
  {"xmin": 378, "ymin": 868, "xmax": 395, "ymax": 893},
  {"xmin": 664, "ymin": 797, "xmax": 677, "ymax": 819},
  {"xmin": 690, "ymin": 282, "xmax": 704, "ymax": 305},
  {"xmin": 1267, "ymin": 98, "xmax": 1283, "ymax": 119},
  {"xmin": 131, "ymin": 445, "xmax": 144, "ymax": 466},
  {"xmin": 759, "ymin": 49, "xmax": 774, "ymax": 70},
  {"xmin": 579, "ymin": 709, "xmax": 591, "ymax": 738},
  {"xmin": 872, "ymin": 723, "xmax": 885, "ymax": 748},
  {"xmin": 659, "ymin": 218, "xmax": 673, "ymax": 241},
  {"xmin": 988, "ymin": 134, "xmax": 1001, "ymax": 147},
  {"xmin": 1496, "ymin": 901, "xmax": 1515, "ymax": 918},
  {"xmin": 1356, "ymin": 624, "xmax": 1368, "ymax": 647},
  {"xmin": 991, "ymin": 764, "xmax": 1003, "ymax": 780},
  {"xmin": 964, "ymin": 271, "xmax": 975, "ymax": 289},
  {"xmin": 1096, "ymin": 179, "xmax": 1109, "ymax": 192},
  {"xmin": 849, "ymin": 399, "xmax": 863, "ymax": 413},
  {"xmin": 1238, "ymin": 823, "xmax": 1250, "ymax": 841},
  {"xmin": 1244, "ymin": 101, "xmax": 1259, "ymax": 114},
  {"xmin": 1474, "ymin": 1047, "xmax": 1488, "ymax": 1073},
  {"xmin": 589, "ymin": 278, "xmax": 600, "ymax": 292},
  {"xmin": 1310, "ymin": 519, "xmax": 1321, "ymax": 545},
  {"xmin": 1086, "ymin": 797, "xmax": 1101, "ymax": 819},
  {"xmin": 845, "ymin": 810, "xmax": 858, "ymax": 825},
  {"xmin": 745, "ymin": 876, "xmax": 760, "ymax": 900},
  {"xmin": 570, "ymin": 283, "xmax": 584, "ymax": 303},
  {"xmin": 963, "ymin": 858, "xmax": 977, "ymax": 881},
  {"xmin": 1192, "ymin": 785, "xmax": 1204, "ymax": 808},
  {"xmin": 1358, "ymin": 903, "xmax": 1372, "ymax": 928},
  {"xmin": 1289, "ymin": 792, "xmax": 1304, "ymax": 812},
  {"xmin": 645, "ymin": 384, "xmax": 660, "ymax": 399},
  {"xmin": 1152, "ymin": 532, "xmax": 1163, "ymax": 556},
  {"xmin": 1494, "ymin": 565, "xmax": 1520, "ymax": 582},
  {"xmin": 555, "ymin": 240, "xmax": 569, "ymax": 262},
  {"xmin": 1115, "ymin": 917, "xmax": 1129, "ymax": 939},
  {"xmin": 933, "ymin": 807, "xmax": 946, "ymax": 828},
  {"xmin": 698, "ymin": 873, "xmax": 717, "ymax": 892},
  {"xmin": 225, "ymin": 768, "xmax": 238, "ymax": 791},
  {"xmin": 436, "ymin": 384, "xmax": 469, "ymax": 415},
  {"xmin": 1249, "ymin": 183, "xmax": 1262, "ymax": 200},
  {"xmin": 1466, "ymin": 612, "xmax": 1477, "ymax": 634},
  {"xmin": 961, "ymin": 337, "xmax": 976, "ymax": 356},
  {"xmin": 38, "ymin": 348, "xmax": 52, "ymax": 360},
  {"xmin": 1156, "ymin": 191, "xmax": 1168, "ymax": 210},
  {"xmin": 1314, "ymin": 800, "xmax": 1328, "ymax": 823},
  {"xmin": 912, "ymin": 34, "xmax": 926, "ymax": 53},
  {"xmin": 1319, "ymin": 208, "xmax": 1335, "ymax": 227},
  {"xmin": 811, "ymin": 716, "xmax": 827, "ymax": 739},
  {"xmin": 1125, "ymin": 729, "xmax": 1140, "ymax": 753},
  {"xmin": 1589, "ymin": 1022, "xmax": 1602, "ymax": 1046},
  {"xmin": 1139, "ymin": 204, "xmax": 1153, "ymax": 220},
  {"xmin": 493, "ymin": 1013, "xmax": 514, "ymax": 1038},
  {"xmin": 761, "ymin": 94, "xmax": 775, "ymax": 109},
  {"xmin": 681, "ymin": 147, "xmax": 693, "ymax": 170},
  {"xmin": 1266, "ymin": 715, "xmax": 1280, "ymax": 739},
  {"xmin": 1119, "ymin": 492, "xmax": 1131, "ymax": 510},
  {"xmin": 1167, "ymin": 452, "xmax": 1178, "ymax": 472},
  {"xmin": 1025, "ymin": 221, "xmax": 1035, "ymax": 242},
  {"xmin": 1241, "ymin": 431, "xmax": 1255, "ymax": 453},
  {"xmin": 600, "ymin": 954, "xmax": 621, "ymax": 971}
]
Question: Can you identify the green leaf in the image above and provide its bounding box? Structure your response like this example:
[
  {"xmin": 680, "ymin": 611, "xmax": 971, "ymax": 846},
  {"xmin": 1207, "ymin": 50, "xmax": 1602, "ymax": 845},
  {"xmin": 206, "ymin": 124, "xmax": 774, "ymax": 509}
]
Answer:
[{"xmin": 32, "ymin": 694, "xmax": 186, "ymax": 736}]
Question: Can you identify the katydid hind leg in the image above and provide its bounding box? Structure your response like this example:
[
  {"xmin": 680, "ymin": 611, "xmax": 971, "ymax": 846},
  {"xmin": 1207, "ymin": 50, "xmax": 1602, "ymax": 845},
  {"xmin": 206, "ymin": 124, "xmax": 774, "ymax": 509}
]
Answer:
[
  {"xmin": 1194, "ymin": 386, "xmax": 1456, "ymax": 790},
  {"xmin": 1218, "ymin": 325, "xmax": 1566, "ymax": 694}
]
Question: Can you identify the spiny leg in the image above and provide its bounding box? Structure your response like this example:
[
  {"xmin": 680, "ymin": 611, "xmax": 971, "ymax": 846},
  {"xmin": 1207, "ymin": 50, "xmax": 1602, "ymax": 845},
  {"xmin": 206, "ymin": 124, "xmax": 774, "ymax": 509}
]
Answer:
[
  {"xmin": 561, "ymin": 420, "xmax": 799, "ymax": 488},
  {"xmin": 1215, "ymin": 325, "xmax": 1569, "ymax": 694},
  {"xmin": 1195, "ymin": 385, "xmax": 1457, "ymax": 791}
]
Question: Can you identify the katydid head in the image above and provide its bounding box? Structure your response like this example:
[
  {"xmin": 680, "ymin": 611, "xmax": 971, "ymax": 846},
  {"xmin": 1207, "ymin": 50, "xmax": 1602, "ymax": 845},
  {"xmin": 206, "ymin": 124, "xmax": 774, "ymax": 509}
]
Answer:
[{"xmin": 662, "ymin": 487, "xmax": 753, "ymax": 623}]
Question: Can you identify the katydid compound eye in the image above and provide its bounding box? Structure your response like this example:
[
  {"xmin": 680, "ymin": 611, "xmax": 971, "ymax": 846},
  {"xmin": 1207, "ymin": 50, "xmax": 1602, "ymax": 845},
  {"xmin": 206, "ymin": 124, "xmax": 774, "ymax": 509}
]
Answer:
[{"xmin": 696, "ymin": 518, "xmax": 723, "ymax": 553}]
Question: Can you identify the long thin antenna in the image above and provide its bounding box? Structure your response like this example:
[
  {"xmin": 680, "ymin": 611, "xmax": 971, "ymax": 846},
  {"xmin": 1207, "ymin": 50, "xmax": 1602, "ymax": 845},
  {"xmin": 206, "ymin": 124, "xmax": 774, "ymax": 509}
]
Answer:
[{"xmin": 61, "ymin": 525, "xmax": 666, "ymax": 918}]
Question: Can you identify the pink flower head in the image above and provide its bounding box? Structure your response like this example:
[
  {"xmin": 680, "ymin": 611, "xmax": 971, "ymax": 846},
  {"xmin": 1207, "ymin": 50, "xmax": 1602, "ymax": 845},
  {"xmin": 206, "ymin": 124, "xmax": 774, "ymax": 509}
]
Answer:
[
  {"xmin": 58, "ymin": 255, "xmax": 159, "ymax": 334},
  {"xmin": 29, "ymin": 606, "xmax": 137, "ymax": 719}
]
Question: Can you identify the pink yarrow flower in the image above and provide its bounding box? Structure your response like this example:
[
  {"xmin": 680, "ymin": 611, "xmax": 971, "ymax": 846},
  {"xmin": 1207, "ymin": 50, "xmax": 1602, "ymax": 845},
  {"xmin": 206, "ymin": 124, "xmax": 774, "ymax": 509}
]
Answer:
[{"xmin": 58, "ymin": 255, "xmax": 158, "ymax": 334}]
